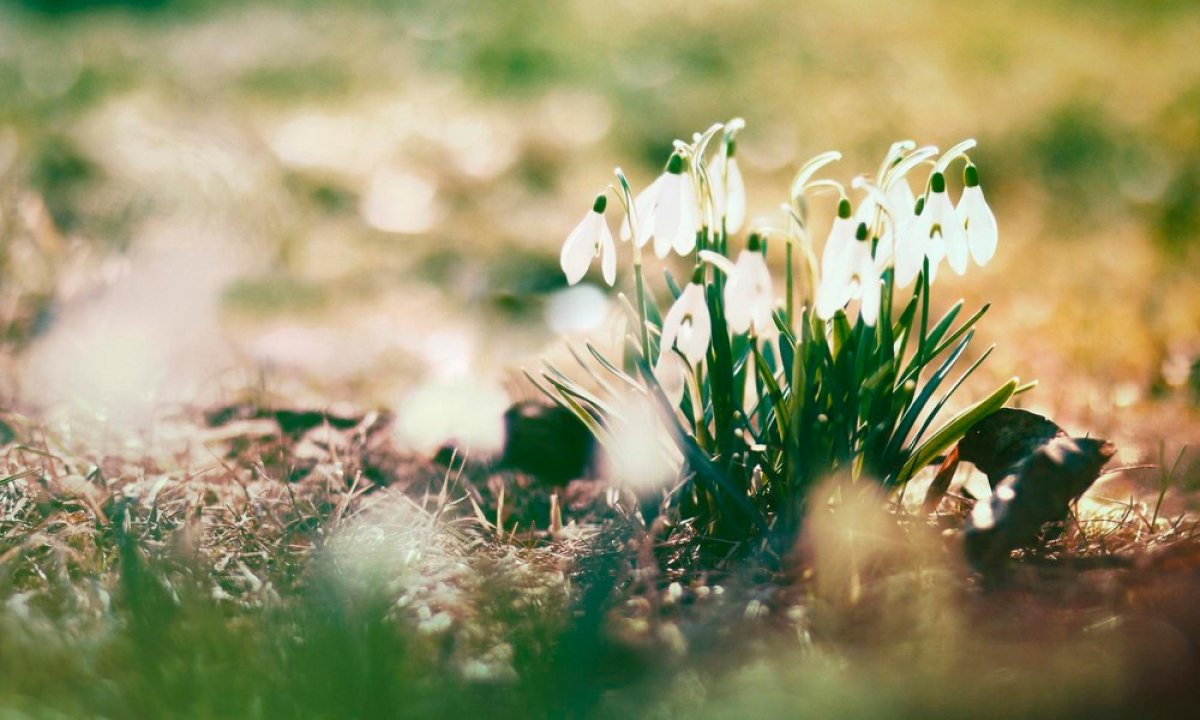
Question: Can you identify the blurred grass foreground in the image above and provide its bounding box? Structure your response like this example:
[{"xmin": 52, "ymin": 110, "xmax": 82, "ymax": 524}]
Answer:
[{"xmin": 2, "ymin": 0, "xmax": 1200, "ymax": 717}]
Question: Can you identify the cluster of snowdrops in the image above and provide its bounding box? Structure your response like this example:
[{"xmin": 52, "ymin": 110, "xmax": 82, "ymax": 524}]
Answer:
[{"xmin": 542, "ymin": 120, "xmax": 1017, "ymax": 539}]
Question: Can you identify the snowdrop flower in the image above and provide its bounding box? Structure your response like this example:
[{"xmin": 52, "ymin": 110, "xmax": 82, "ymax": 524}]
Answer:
[
  {"xmin": 658, "ymin": 276, "xmax": 712, "ymax": 367},
  {"xmin": 710, "ymin": 139, "xmax": 746, "ymax": 234},
  {"xmin": 914, "ymin": 172, "xmax": 967, "ymax": 276},
  {"xmin": 653, "ymin": 274, "xmax": 712, "ymax": 403},
  {"xmin": 816, "ymin": 222, "xmax": 882, "ymax": 326},
  {"xmin": 867, "ymin": 177, "xmax": 917, "ymax": 268},
  {"xmin": 957, "ymin": 163, "xmax": 998, "ymax": 266},
  {"xmin": 653, "ymin": 349, "xmax": 688, "ymax": 406},
  {"xmin": 893, "ymin": 194, "xmax": 926, "ymax": 288},
  {"xmin": 822, "ymin": 198, "xmax": 856, "ymax": 279},
  {"xmin": 561, "ymin": 193, "xmax": 616, "ymax": 286},
  {"xmin": 621, "ymin": 153, "xmax": 700, "ymax": 259},
  {"xmin": 700, "ymin": 234, "xmax": 775, "ymax": 337}
]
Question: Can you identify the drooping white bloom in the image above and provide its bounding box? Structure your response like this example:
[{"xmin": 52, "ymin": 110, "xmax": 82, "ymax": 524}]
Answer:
[
  {"xmin": 620, "ymin": 174, "xmax": 661, "ymax": 247},
  {"xmin": 658, "ymin": 281, "xmax": 712, "ymax": 367},
  {"xmin": 653, "ymin": 280, "xmax": 712, "ymax": 404},
  {"xmin": 956, "ymin": 163, "xmax": 998, "ymax": 267},
  {"xmin": 815, "ymin": 222, "xmax": 882, "ymax": 326},
  {"xmin": 914, "ymin": 171, "xmax": 967, "ymax": 276},
  {"xmin": 710, "ymin": 141, "xmax": 746, "ymax": 234},
  {"xmin": 874, "ymin": 176, "xmax": 916, "ymax": 269},
  {"xmin": 850, "ymin": 175, "xmax": 910, "ymax": 271},
  {"xmin": 653, "ymin": 349, "xmax": 688, "ymax": 406},
  {"xmin": 893, "ymin": 193, "xmax": 926, "ymax": 288},
  {"xmin": 700, "ymin": 237, "xmax": 775, "ymax": 336},
  {"xmin": 620, "ymin": 154, "xmax": 700, "ymax": 259},
  {"xmin": 823, "ymin": 198, "xmax": 856, "ymax": 279},
  {"xmin": 560, "ymin": 194, "xmax": 616, "ymax": 286}
]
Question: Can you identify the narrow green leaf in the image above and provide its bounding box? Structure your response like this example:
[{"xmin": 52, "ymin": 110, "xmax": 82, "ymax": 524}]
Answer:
[
  {"xmin": 664, "ymin": 269, "xmax": 684, "ymax": 301},
  {"xmin": 886, "ymin": 330, "xmax": 974, "ymax": 462},
  {"xmin": 905, "ymin": 344, "xmax": 995, "ymax": 454},
  {"xmin": 924, "ymin": 303, "xmax": 990, "ymax": 367},
  {"xmin": 895, "ymin": 378, "xmax": 1019, "ymax": 484},
  {"xmin": 637, "ymin": 356, "xmax": 767, "ymax": 534},
  {"xmin": 586, "ymin": 342, "xmax": 644, "ymax": 391}
]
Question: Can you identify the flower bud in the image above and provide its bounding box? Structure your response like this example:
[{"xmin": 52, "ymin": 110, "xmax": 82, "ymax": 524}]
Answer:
[
  {"xmin": 964, "ymin": 164, "xmax": 980, "ymax": 188},
  {"xmin": 930, "ymin": 172, "xmax": 947, "ymax": 194}
]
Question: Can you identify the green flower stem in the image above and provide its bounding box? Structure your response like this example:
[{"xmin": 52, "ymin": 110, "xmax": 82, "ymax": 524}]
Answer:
[
  {"xmin": 786, "ymin": 234, "xmax": 795, "ymax": 327},
  {"xmin": 633, "ymin": 246, "xmax": 650, "ymax": 361}
]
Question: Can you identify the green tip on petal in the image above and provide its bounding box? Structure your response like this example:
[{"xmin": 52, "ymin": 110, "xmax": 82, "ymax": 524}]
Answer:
[
  {"xmin": 691, "ymin": 265, "xmax": 705, "ymax": 284},
  {"xmin": 592, "ymin": 193, "xmax": 607, "ymax": 214},
  {"xmin": 931, "ymin": 172, "xmax": 946, "ymax": 193},
  {"xmin": 856, "ymin": 222, "xmax": 868, "ymax": 241},
  {"xmin": 747, "ymin": 232, "xmax": 762, "ymax": 252},
  {"xmin": 667, "ymin": 153, "xmax": 684, "ymax": 174},
  {"xmin": 837, "ymin": 198, "xmax": 852, "ymax": 219},
  {"xmin": 964, "ymin": 164, "xmax": 979, "ymax": 188},
  {"xmin": 914, "ymin": 196, "xmax": 925, "ymax": 215},
  {"xmin": 726, "ymin": 138, "xmax": 737, "ymax": 157}
]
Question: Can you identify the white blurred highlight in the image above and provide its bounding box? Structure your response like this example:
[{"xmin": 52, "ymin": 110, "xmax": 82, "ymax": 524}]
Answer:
[
  {"xmin": 324, "ymin": 489, "xmax": 463, "ymax": 605},
  {"xmin": 360, "ymin": 165, "xmax": 443, "ymax": 234},
  {"xmin": 20, "ymin": 222, "xmax": 244, "ymax": 434},
  {"xmin": 598, "ymin": 392, "xmax": 679, "ymax": 495},
  {"xmin": 970, "ymin": 497, "xmax": 996, "ymax": 531},
  {"xmin": 395, "ymin": 376, "xmax": 509, "ymax": 456},
  {"xmin": 544, "ymin": 283, "xmax": 610, "ymax": 335},
  {"xmin": 270, "ymin": 111, "xmax": 390, "ymax": 176}
]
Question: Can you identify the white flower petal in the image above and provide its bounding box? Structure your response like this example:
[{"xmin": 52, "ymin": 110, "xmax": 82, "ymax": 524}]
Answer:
[
  {"xmin": 926, "ymin": 228, "xmax": 945, "ymax": 284},
  {"xmin": 815, "ymin": 274, "xmax": 850, "ymax": 320},
  {"xmin": 660, "ymin": 283, "xmax": 712, "ymax": 366},
  {"xmin": 873, "ymin": 221, "xmax": 895, "ymax": 269},
  {"xmin": 857, "ymin": 251, "xmax": 881, "ymax": 327},
  {"xmin": 822, "ymin": 226, "xmax": 856, "ymax": 287},
  {"xmin": 929, "ymin": 191, "xmax": 967, "ymax": 275},
  {"xmin": 599, "ymin": 219, "xmax": 617, "ymax": 286},
  {"xmin": 893, "ymin": 216, "xmax": 924, "ymax": 288},
  {"xmin": 852, "ymin": 196, "xmax": 877, "ymax": 233},
  {"xmin": 887, "ymin": 179, "xmax": 916, "ymax": 225},
  {"xmin": 653, "ymin": 351, "xmax": 687, "ymax": 406},
  {"xmin": 698, "ymin": 249, "xmax": 736, "ymax": 276},
  {"xmin": 959, "ymin": 186, "xmax": 998, "ymax": 266},
  {"xmin": 724, "ymin": 271, "xmax": 753, "ymax": 334},
  {"xmin": 623, "ymin": 175, "xmax": 662, "ymax": 247},
  {"xmin": 671, "ymin": 174, "xmax": 699, "ymax": 255},
  {"xmin": 677, "ymin": 284, "xmax": 712, "ymax": 364},
  {"xmin": 677, "ymin": 320, "xmax": 710, "ymax": 365},
  {"xmin": 710, "ymin": 151, "xmax": 727, "ymax": 219},
  {"xmin": 652, "ymin": 173, "xmax": 683, "ymax": 259},
  {"xmin": 724, "ymin": 157, "xmax": 746, "ymax": 233},
  {"xmin": 753, "ymin": 302, "xmax": 776, "ymax": 336},
  {"xmin": 822, "ymin": 216, "xmax": 856, "ymax": 279},
  {"xmin": 560, "ymin": 212, "xmax": 598, "ymax": 285}
]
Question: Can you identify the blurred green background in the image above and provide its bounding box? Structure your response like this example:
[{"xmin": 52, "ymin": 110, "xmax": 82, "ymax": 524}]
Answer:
[{"xmin": 1, "ymin": 0, "xmax": 1198, "ymax": 450}]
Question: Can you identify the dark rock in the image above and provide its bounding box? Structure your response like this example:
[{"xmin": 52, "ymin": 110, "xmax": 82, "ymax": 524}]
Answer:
[
  {"xmin": 957, "ymin": 408, "xmax": 1065, "ymax": 486},
  {"xmin": 965, "ymin": 435, "xmax": 1116, "ymax": 569},
  {"xmin": 498, "ymin": 401, "xmax": 595, "ymax": 486}
]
